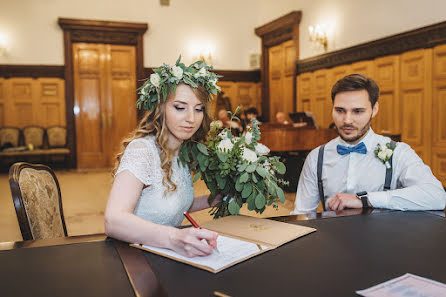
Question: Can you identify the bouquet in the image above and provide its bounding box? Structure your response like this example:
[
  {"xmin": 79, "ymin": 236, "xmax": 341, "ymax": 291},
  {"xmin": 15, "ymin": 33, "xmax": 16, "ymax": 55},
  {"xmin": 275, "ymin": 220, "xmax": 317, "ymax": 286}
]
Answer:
[{"xmin": 179, "ymin": 108, "xmax": 288, "ymax": 219}]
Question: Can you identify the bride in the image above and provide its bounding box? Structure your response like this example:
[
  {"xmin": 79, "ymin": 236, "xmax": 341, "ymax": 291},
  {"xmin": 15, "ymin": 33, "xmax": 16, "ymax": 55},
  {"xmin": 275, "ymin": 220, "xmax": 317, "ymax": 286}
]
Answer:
[{"xmin": 105, "ymin": 57, "xmax": 222, "ymax": 257}]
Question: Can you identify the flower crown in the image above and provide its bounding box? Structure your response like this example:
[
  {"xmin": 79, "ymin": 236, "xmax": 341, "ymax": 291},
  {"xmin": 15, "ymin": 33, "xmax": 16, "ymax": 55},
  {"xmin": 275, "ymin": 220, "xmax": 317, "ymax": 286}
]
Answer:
[{"xmin": 137, "ymin": 55, "xmax": 222, "ymax": 111}]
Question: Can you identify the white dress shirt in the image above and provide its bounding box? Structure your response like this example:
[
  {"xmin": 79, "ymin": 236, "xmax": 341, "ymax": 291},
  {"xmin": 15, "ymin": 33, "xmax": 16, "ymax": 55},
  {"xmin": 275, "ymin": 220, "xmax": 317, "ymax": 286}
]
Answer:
[{"xmin": 292, "ymin": 129, "xmax": 446, "ymax": 214}]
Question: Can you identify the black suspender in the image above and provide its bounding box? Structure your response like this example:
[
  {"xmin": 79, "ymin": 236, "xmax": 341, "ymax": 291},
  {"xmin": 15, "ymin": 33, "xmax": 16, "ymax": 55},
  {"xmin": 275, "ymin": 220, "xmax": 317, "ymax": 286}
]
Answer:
[
  {"xmin": 383, "ymin": 140, "xmax": 396, "ymax": 191},
  {"xmin": 317, "ymin": 144, "xmax": 326, "ymax": 211},
  {"xmin": 316, "ymin": 140, "xmax": 396, "ymax": 210}
]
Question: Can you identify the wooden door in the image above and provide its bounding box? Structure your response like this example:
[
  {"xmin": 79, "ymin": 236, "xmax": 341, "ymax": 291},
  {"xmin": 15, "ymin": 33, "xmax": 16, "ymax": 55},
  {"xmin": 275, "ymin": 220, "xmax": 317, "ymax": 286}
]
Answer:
[
  {"xmin": 269, "ymin": 40, "xmax": 295, "ymax": 122},
  {"xmin": 73, "ymin": 43, "xmax": 136, "ymax": 168}
]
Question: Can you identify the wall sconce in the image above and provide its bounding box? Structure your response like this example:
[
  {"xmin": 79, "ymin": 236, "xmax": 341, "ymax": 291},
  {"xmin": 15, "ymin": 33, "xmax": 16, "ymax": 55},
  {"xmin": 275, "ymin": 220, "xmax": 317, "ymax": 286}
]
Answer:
[
  {"xmin": 0, "ymin": 33, "xmax": 8, "ymax": 57},
  {"xmin": 308, "ymin": 24, "xmax": 328, "ymax": 52},
  {"xmin": 190, "ymin": 44, "xmax": 214, "ymax": 65}
]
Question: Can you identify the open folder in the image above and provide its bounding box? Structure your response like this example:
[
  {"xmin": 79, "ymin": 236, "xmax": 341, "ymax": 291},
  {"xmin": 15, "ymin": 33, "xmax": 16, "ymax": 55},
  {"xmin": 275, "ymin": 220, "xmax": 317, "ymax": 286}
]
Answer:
[{"xmin": 131, "ymin": 215, "xmax": 316, "ymax": 273}]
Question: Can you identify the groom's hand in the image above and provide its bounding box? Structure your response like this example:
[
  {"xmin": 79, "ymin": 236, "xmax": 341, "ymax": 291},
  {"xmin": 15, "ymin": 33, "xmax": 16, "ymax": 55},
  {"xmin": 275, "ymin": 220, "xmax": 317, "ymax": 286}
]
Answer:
[{"xmin": 327, "ymin": 193, "xmax": 362, "ymax": 211}]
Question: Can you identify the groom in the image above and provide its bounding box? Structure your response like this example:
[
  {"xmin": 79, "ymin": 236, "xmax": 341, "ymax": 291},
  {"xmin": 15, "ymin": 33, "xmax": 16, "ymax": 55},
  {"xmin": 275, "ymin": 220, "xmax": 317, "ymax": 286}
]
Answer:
[{"xmin": 292, "ymin": 74, "xmax": 445, "ymax": 214}]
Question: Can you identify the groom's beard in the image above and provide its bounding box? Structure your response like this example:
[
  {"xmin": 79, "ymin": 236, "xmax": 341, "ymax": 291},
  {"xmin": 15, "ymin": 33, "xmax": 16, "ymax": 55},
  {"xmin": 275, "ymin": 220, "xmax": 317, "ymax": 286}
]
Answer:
[{"xmin": 336, "ymin": 115, "xmax": 372, "ymax": 144}]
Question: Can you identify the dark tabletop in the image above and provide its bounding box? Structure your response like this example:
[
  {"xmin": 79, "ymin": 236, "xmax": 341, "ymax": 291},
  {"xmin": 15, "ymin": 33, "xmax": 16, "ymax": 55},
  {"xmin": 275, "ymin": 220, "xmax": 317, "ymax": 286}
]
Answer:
[{"xmin": 143, "ymin": 210, "xmax": 446, "ymax": 297}]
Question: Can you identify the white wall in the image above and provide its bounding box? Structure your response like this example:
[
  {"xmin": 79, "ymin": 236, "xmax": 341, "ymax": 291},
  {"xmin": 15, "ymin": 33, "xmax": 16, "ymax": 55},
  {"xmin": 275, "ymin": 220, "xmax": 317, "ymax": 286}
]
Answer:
[
  {"xmin": 0, "ymin": 0, "xmax": 446, "ymax": 69},
  {"xmin": 296, "ymin": 0, "xmax": 446, "ymax": 59},
  {"xmin": 0, "ymin": 0, "xmax": 261, "ymax": 69}
]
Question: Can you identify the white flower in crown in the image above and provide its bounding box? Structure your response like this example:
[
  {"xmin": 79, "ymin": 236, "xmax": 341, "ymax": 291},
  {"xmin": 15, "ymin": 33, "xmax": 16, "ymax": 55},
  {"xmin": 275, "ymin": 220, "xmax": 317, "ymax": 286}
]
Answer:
[
  {"xmin": 150, "ymin": 73, "xmax": 161, "ymax": 88},
  {"xmin": 375, "ymin": 142, "xmax": 396, "ymax": 169},
  {"xmin": 194, "ymin": 67, "xmax": 207, "ymax": 79},
  {"xmin": 255, "ymin": 143, "xmax": 270, "ymax": 156},
  {"xmin": 171, "ymin": 65, "xmax": 183, "ymax": 79},
  {"xmin": 218, "ymin": 138, "xmax": 234, "ymax": 152},
  {"xmin": 140, "ymin": 86, "xmax": 148, "ymax": 95},
  {"xmin": 245, "ymin": 131, "xmax": 253, "ymax": 144},
  {"xmin": 241, "ymin": 147, "xmax": 258, "ymax": 163},
  {"xmin": 218, "ymin": 129, "xmax": 230, "ymax": 140}
]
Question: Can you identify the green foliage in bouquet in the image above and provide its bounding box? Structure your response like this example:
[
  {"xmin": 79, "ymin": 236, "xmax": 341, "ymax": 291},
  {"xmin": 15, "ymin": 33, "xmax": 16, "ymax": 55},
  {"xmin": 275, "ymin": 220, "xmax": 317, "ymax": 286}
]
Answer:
[{"xmin": 179, "ymin": 107, "xmax": 288, "ymax": 219}]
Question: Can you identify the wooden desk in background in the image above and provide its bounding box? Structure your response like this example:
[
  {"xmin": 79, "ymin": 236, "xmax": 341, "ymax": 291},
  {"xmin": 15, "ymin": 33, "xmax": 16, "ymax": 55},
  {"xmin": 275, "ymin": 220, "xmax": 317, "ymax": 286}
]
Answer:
[{"xmin": 1, "ymin": 210, "xmax": 445, "ymax": 297}]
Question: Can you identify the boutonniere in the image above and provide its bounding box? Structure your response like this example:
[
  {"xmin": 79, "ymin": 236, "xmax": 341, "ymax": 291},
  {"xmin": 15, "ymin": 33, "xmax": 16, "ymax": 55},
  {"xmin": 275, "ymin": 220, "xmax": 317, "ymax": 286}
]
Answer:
[{"xmin": 375, "ymin": 142, "xmax": 396, "ymax": 169}]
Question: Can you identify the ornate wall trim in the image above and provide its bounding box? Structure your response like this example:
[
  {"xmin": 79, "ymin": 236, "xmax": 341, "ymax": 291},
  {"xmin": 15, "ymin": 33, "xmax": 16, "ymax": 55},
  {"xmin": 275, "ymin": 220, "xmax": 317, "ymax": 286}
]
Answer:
[
  {"xmin": 0, "ymin": 65, "xmax": 64, "ymax": 78},
  {"xmin": 297, "ymin": 20, "xmax": 446, "ymax": 74},
  {"xmin": 144, "ymin": 68, "xmax": 260, "ymax": 82}
]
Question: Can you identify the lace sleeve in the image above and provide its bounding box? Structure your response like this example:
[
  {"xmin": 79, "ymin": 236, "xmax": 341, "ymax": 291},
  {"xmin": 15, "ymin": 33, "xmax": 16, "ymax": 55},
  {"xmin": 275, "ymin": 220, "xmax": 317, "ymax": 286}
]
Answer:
[{"xmin": 116, "ymin": 138, "xmax": 158, "ymax": 185}]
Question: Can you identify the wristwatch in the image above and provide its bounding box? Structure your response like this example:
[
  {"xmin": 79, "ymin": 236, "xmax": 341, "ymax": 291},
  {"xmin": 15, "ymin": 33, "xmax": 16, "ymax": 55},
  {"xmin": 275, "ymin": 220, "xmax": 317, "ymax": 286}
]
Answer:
[{"xmin": 356, "ymin": 191, "xmax": 369, "ymax": 209}]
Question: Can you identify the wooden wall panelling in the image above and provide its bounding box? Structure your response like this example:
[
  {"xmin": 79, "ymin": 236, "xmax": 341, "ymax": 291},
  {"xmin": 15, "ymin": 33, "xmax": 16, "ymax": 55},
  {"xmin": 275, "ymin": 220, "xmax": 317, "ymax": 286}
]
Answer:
[
  {"xmin": 432, "ymin": 44, "xmax": 446, "ymax": 184},
  {"xmin": 296, "ymin": 72, "xmax": 312, "ymax": 112},
  {"xmin": 216, "ymin": 81, "xmax": 236, "ymax": 117},
  {"xmin": 9, "ymin": 78, "xmax": 37, "ymax": 128},
  {"xmin": 351, "ymin": 60, "xmax": 374, "ymax": 78},
  {"xmin": 372, "ymin": 55, "xmax": 400, "ymax": 135},
  {"xmin": 237, "ymin": 82, "xmax": 257, "ymax": 111},
  {"xmin": 255, "ymin": 82, "xmax": 262, "ymax": 115},
  {"xmin": 0, "ymin": 78, "xmax": 5, "ymax": 126},
  {"xmin": 400, "ymin": 49, "xmax": 432, "ymax": 164},
  {"xmin": 313, "ymin": 69, "xmax": 330, "ymax": 128},
  {"xmin": 37, "ymin": 78, "xmax": 66, "ymax": 127}
]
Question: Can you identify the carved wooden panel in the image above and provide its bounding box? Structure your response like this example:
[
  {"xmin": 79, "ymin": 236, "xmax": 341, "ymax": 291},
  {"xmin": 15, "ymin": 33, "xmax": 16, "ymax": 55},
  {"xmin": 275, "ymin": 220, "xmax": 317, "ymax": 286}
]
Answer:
[
  {"xmin": 269, "ymin": 44, "xmax": 283, "ymax": 80},
  {"xmin": 433, "ymin": 44, "xmax": 446, "ymax": 80},
  {"xmin": 431, "ymin": 149, "xmax": 446, "ymax": 185},
  {"xmin": 301, "ymin": 99, "xmax": 311, "ymax": 112},
  {"xmin": 9, "ymin": 78, "xmax": 36, "ymax": 127},
  {"xmin": 297, "ymin": 73, "xmax": 312, "ymax": 98},
  {"xmin": 401, "ymin": 89, "xmax": 424, "ymax": 146},
  {"xmin": 330, "ymin": 65, "xmax": 352, "ymax": 86},
  {"xmin": 313, "ymin": 69, "xmax": 329, "ymax": 95},
  {"xmin": 373, "ymin": 55, "xmax": 400, "ymax": 134},
  {"xmin": 401, "ymin": 49, "xmax": 425, "ymax": 85},
  {"xmin": 38, "ymin": 78, "xmax": 66, "ymax": 127},
  {"xmin": 373, "ymin": 92, "xmax": 394, "ymax": 134},
  {"xmin": 351, "ymin": 60, "xmax": 374, "ymax": 78},
  {"xmin": 432, "ymin": 83, "xmax": 446, "ymax": 146},
  {"xmin": 313, "ymin": 95, "xmax": 329, "ymax": 128}
]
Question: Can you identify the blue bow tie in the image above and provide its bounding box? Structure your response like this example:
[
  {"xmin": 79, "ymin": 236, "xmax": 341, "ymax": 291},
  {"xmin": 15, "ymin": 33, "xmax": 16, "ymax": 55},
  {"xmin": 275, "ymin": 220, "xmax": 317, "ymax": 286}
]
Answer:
[{"xmin": 337, "ymin": 142, "xmax": 367, "ymax": 155}]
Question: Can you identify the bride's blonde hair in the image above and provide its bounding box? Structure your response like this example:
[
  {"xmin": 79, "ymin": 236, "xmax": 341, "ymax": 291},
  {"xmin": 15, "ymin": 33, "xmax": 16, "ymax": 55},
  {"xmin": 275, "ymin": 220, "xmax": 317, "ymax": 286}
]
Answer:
[{"xmin": 113, "ymin": 84, "xmax": 211, "ymax": 192}]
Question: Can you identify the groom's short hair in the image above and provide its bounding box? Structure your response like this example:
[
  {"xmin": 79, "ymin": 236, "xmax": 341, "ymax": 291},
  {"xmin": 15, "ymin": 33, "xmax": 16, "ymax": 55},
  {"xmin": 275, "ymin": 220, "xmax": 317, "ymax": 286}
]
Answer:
[{"xmin": 331, "ymin": 74, "xmax": 380, "ymax": 107}]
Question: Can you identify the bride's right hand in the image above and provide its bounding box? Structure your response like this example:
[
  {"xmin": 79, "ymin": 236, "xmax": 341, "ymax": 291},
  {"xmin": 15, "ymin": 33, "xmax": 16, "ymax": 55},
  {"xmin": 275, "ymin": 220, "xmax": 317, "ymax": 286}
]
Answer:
[{"xmin": 168, "ymin": 227, "xmax": 218, "ymax": 258}]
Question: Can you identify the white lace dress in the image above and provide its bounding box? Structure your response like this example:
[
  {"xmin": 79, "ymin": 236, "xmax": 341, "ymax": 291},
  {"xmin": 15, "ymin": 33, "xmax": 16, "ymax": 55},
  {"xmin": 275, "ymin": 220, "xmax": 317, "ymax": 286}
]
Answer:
[{"xmin": 116, "ymin": 136, "xmax": 194, "ymax": 226}]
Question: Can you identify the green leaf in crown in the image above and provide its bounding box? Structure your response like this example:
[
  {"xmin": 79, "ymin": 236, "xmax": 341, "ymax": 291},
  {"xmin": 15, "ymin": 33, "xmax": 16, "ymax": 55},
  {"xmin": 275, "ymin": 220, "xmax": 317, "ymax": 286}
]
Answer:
[{"xmin": 136, "ymin": 55, "xmax": 222, "ymax": 111}]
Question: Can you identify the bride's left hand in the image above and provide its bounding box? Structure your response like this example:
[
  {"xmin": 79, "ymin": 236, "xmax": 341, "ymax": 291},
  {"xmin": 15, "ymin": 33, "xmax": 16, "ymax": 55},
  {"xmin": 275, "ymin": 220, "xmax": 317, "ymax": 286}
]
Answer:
[{"xmin": 209, "ymin": 193, "xmax": 223, "ymax": 207}]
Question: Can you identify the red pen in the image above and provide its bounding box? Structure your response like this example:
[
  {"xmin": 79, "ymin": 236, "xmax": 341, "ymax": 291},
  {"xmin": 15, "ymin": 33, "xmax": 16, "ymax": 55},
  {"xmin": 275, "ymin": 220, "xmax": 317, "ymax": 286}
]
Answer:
[{"xmin": 183, "ymin": 212, "xmax": 220, "ymax": 253}]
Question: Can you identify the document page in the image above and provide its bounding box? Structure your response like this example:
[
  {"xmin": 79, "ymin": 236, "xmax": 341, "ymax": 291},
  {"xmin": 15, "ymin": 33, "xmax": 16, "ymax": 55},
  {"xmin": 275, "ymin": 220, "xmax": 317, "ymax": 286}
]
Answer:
[
  {"xmin": 138, "ymin": 235, "xmax": 269, "ymax": 273},
  {"xmin": 356, "ymin": 273, "xmax": 446, "ymax": 297}
]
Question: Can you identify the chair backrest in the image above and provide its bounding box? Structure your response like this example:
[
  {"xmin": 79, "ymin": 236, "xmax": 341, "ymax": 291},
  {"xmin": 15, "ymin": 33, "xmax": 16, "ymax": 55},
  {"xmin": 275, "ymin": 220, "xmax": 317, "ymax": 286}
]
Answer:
[
  {"xmin": 46, "ymin": 126, "xmax": 67, "ymax": 148},
  {"xmin": 23, "ymin": 126, "xmax": 45, "ymax": 148},
  {"xmin": 9, "ymin": 162, "xmax": 68, "ymax": 241},
  {"xmin": 0, "ymin": 127, "xmax": 20, "ymax": 147}
]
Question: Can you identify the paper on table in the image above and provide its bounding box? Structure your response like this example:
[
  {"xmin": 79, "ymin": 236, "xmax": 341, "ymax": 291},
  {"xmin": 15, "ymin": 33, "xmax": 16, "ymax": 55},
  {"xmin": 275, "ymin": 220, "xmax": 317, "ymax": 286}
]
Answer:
[
  {"xmin": 356, "ymin": 273, "xmax": 446, "ymax": 297},
  {"xmin": 138, "ymin": 235, "xmax": 270, "ymax": 273}
]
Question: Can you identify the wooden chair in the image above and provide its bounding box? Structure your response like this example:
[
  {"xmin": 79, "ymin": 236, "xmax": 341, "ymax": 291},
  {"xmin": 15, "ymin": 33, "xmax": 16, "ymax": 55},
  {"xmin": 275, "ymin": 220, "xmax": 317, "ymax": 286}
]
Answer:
[
  {"xmin": 0, "ymin": 127, "xmax": 20, "ymax": 148},
  {"xmin": 9, "ymin": 162, "xmax": 68, "ymax": 241}
]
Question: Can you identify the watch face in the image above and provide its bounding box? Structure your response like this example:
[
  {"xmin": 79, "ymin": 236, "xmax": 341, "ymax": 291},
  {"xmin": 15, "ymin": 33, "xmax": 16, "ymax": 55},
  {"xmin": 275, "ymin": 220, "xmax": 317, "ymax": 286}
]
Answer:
[{"xmin": 357, "ymin": 191, "xmax": 367, "ymax": 196}]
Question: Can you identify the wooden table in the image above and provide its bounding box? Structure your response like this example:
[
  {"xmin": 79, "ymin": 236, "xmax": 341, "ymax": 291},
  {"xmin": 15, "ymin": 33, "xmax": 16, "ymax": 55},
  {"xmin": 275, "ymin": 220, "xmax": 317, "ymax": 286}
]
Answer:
[{"xmin": 1, "ymin": 210, "xmax": 445, "ymax": 297}]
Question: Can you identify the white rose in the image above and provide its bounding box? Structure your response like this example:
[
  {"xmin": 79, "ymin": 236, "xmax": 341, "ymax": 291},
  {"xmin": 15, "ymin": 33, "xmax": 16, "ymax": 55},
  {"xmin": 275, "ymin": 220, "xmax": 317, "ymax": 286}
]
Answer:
[
  {"xmin": 171, "ymin": 65, "xmax": 183, "ymax": 79},
  {"xmin": 378, "ymin": 151, "xmax": 387, "ymax": 160},
  {"xmin": 218, "ymin": 138, "xmax": 234, "ymax": 152},
  {"xmin": 245, "ymin": 132, "xmax": 252, "ymax": 144},
  {"xmin": 218, "ymin": 130, "xmax": 229, "ymax": 139},
  {"xmin": 255, "ymin": 143, "xmax": 270, "ymax": 156},
  {"xmin": 385, "ymin": 148, "xmax": 393, "ymax": 158},
  {"xmin": 242, "ymin": 148, "xmax": 258, "ymax": 163},
  {"xmin": 199, "ymin": 67, "xmax": 207, "ymax": 76},
  {"xmin": 150, "ymin": 73, "xmax": 161, "ymax": 87}
]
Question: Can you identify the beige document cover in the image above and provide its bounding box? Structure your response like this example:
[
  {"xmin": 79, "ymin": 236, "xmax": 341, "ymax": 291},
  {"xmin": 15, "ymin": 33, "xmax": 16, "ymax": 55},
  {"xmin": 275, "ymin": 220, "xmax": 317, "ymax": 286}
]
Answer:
[{"xmin": 131, "ymin": 215, "xmax": 316, "ymax": 273}]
